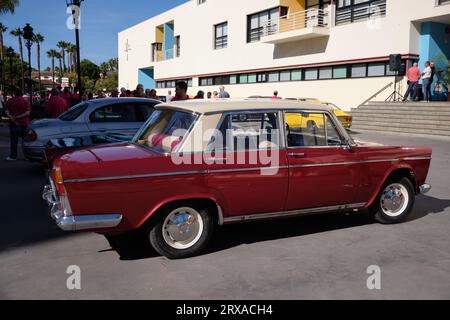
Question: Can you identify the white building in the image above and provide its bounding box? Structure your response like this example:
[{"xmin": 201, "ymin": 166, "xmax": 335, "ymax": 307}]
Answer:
[{"xmin": 118, "ymin": 0, "xmax": 450, "ymax": 109}]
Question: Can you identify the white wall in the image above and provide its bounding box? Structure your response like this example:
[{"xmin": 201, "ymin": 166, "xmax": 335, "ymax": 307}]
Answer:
[{"xmin": 119, "ymin": 0, "xmax": 447, "ymax": 107}]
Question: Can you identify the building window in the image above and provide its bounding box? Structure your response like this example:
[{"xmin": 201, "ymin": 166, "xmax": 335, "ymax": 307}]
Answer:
[
  {"xmin": 336, "ymin": 0, "xmax": 386, "ymax": 25},
  {"xmin": 197, "ymin": 0, "xmax": 206, "ymax": 5},
  {"xmin": 257, "ymin": 73, "xmax": 268, "ymax": 82},
  {"xmin": 305, "ymin": 68, "xmax": 318, "ymax": 80},
  {"xmin": 247, "ymin": 7, "xmax": 280, "ymax": 43},
  {"xmin": 367, "ymin": 62, "xmax": 385, "ymax": 77},
  {"xmin": 157, "ymin": 78, "xmax": 192, "ymax": 88},
  {"xmin": 215, "ymin": 22, "xmax": 228, "ymax": 49},
  {"xmin": 268, "ymin": 71, "xmax": 279, "ymax": 82},
  {"xmin": 351, "ymin": 63, "xmax": 367, "ymax": 78},
  {"xmin": 175, "ymin": 36, "xmax": 180, "ymax": 57},
  {"xmin": 438, "ymin": 0, "xmax": 450, "ymax": 4},
  {"xmin": 319, "ymin": 67, "xmax": 332, "ymax": 79},
  {"xmin": 280, "ymin": 70, "xmax": 291, "ymax": 82},
  {"xmin": 291, "ymin": 69, "xmax": 302, "ymax": 81},
  {"xmin": 333, "ymin": 66, "xmax": 347, "ymax": 78}
]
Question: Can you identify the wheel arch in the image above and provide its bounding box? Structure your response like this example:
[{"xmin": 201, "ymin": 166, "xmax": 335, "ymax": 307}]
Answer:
[
  {"xmin": 140, "ymin": 196, "xmax": 224, "ymax": 229},
  {"xmin": 366, "ymin": 164, "xmax": 417, "ymax": 208}
]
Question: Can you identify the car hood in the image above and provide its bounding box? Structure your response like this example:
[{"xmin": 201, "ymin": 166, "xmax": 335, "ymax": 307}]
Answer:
[{"xmin": 333, "ymin": 109, "xmax": 351, "ymax": 117}]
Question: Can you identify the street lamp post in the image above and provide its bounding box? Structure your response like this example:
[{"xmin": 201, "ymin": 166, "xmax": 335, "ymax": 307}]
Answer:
[
  {"xmin": 23, "ymin": 23, "xmax": 34, "ymax": 105},
  {"xmin": 66, "ymin": 0, "xmax": 84, "ymax": 95},
  {"xmin": 6, "ymin": 47, "xmax": 14, "ymax": 95}
]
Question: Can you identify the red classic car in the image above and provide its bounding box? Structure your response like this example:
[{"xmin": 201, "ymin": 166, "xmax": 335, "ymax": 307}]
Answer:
[{"xmin": 43, "ymin": 99, "xmax": 432, "ymax": 259}]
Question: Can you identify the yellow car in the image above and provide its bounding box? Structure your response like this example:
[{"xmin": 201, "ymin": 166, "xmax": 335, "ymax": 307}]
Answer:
[{"xmin": 291, "ymin": 98, "xmax": 353, "ymax": 129}]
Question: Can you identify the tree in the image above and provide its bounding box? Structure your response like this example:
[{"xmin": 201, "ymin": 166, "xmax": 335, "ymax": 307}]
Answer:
[
  {"xmin": 32, "ymin": 33, "xmax": 44, "ymax": 93},
  {"xmin": 55, "ymin": 51, "xmax": 63, "ymax": 85},
  {"xmin": 0, "ymin": 0, "xmax": 19, "ymax": 15},
  {"xmin": 57, "ymin": 41, "xmax": 68, "ymax": 72},
  {"xmin": 80, "ymin": 59, "xmax": 100, "ymax": 81},
  {"xmin": 46, "ymin": 49, "xmax": 58, "ymax": 88},
  {"xmin": 10, "ymin": 27, "xmax": 24, "ymax": 92},
  {"xmin": 67, "ymin": 43, "xmax": 77, "ymax": 72},
  {"xmin": 95, "ymin": 72, "xmax": 118, "ymax": 92},
  {"xmin": 2, "ymin": 46, "xmax": 28, "ymax": 93},
  {"xmin": 0, "ymin": 23, "xmax": 7, "ymax": 90}
]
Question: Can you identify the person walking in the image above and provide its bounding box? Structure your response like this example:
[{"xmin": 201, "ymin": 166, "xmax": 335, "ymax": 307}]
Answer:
[
  {"xmin": 4, "ymin": 88, "xmax": 31, "ymax": 161},
  {"xmin": 421, "ymin": 61, "xmax": 432, "ymax": 102},
  {"xmin": 194, "ymin": 90, "xmax": 205, "ymax": 99},
  {"xmin": 45, "ymin": 88, "xmax": 69, "ymax": 118},
  {"xmin": 402, "ymin": 63, "xmax": 421, "ymax": 102},
  {"xmin": 427, "ymin": 61, "xmax": 436, "ymax": 102},
  {"xmin": 219, "ymin": 86, "xmax": 230, "ymax": 98}
]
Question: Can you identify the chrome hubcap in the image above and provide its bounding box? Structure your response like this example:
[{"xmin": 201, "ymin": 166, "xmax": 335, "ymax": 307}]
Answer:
[
  {"xmin": 162, "ymin": 207, "xmax": 203, "ymax": 249},
  {"xmin": 380, "ymin": 183, "xmax": 409, "ymax": 217}
]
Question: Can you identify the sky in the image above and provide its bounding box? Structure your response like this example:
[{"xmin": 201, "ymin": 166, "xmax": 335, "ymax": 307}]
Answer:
[{"xmin": 1, "ymin": 0, "xmax": 186, "ymax": 68}]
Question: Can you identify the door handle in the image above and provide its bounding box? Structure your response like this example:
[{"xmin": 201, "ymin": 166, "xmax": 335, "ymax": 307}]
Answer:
[{"xmin": 288, "ymin": 152, "xmax": 305, "ymax": 158}]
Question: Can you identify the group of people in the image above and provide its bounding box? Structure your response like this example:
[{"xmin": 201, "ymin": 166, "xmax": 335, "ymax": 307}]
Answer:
[
  {"xmin": 192, "ymin": 86, "xmax": 231, "ymax": 100},
  {"xmin": 403, "ymin": 61, "xmax": 437, "ymax": 102}
]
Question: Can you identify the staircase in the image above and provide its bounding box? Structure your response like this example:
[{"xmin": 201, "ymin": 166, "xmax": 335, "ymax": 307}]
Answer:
[{"xmin": 350, "ymin": 101, "xmax": 450, "ymax": 137}]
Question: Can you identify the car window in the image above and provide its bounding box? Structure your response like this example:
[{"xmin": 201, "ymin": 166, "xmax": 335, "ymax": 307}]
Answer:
[
  {"xmin": 211, "ymin": 112, "xmax": 279, "ymax": 151},
  {"xmin": 135, "ymin": 103, "xmax": 157, "ymax": 122},
  {"xmin": 285, "ymin": 112, "xmax": 342, "ymax": 147},
  {"xmin": 90, "ymin": 103, "xmax": 139, "ymax": 123},
  {"xmin": 135, "ymin": 109, "xmax": 197, "ymax": 153},
  {"xmin": 59, "ymin": 102, "xmax": 88, "ymax": 121}
]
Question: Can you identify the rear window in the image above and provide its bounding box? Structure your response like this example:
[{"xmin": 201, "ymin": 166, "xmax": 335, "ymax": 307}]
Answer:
[{"xmin": 59, "ymin": 103, "xmax": 88, "ymax": 121}]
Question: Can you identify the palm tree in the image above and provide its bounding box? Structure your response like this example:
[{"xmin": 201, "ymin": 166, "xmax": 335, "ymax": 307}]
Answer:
[
  {"xmin": 0, "ymin": 23, "xmax": 7, "ymax": 91},
  {"xmin": 68, "ymin": 43, "xmax": 77, "ymax": 73},
  {"xmin": 32, "ymin": 33, "xmax": 44, "ymax": 93},
  {"xmin": 65, "ymin": 42, "xmax": 73, "ymax": 72},
  {"xmin": 57, "ymin": 41, "xmax": 68, "ymax": 72},
  {"xmin": 10, "ymin": 27, "xmax": 24, "ymax": 92},
  {"xmin": 0, "ymin": 0, "xmax": 19, "ymax": 15},
  {"xmin": 55, "ymin": 51, "xmax": 63, "ymax": 84},
  {"xmin": 47, "ymin": 49, "xmax": 57, "ymax": 88}
]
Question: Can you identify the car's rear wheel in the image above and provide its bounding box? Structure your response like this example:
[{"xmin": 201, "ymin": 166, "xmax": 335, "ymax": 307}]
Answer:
[
  {"xmin": 148, "ymin": 202, "xmax": 214, "ymax": 259},
  {"xmin": 370, "ymin": 177, "xmax": 415, "ymax": 224}
]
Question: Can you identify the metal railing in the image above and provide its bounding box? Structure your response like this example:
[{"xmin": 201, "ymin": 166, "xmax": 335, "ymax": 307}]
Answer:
[
  {"xmin": 262, "ymin": 8, "xmax": 330, "ymax": 37},
  {"xmin": 358, "ymin": 82, "xmax": 393, "ymax": 106}
]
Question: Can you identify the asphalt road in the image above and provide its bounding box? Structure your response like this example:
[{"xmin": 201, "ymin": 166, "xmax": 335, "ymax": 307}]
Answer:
[{"xmin": 0, "ymin": 123, "xmax": 449, "ymax": 300}]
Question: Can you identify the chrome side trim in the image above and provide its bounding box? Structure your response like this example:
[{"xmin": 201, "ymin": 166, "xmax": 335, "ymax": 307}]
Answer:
[
  {"xmin": 403, "ymin": 157, "xmax": 432, "ymax": 161},
  {"xmin": 56, "ymin": 214, "xmax": 123, "ymax": 231},
  {"xmin": 64, "ymin": 170, "xmax": 208, "ymax": 183},
  {"xmin": 63, "ymin": 158, "xmax": 429, "ymax": 184},
  {"xmin": 223, "ymin": 203, "xmax": 366, "ymax": 223}
]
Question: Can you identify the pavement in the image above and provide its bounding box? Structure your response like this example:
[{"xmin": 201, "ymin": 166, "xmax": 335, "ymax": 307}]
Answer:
[{"xmin": 0, "ymin": 122, "xmax": 449, "ymax": 299}]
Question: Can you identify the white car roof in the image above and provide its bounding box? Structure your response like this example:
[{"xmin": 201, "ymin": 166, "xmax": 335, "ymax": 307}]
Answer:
[{"xmin": 155, "ymin": 98, "xmax": 333, "ymax": 114}]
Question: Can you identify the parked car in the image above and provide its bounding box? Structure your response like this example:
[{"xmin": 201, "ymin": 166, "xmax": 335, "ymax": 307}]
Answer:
[
  {"xmin": 287, "ymin": 98, "xmax": 353, "ymax": 129},
  {"xmin": 43, "ymin": 99, "xmax": 432, "ymax": 259},
  {"xmin": 23, "ymin": 98, "xmax": 161, "ymax": 163}
]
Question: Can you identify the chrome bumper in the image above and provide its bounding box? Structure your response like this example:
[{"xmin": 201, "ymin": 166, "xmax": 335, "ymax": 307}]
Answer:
[
  {"xmin": 42, "ymin": 184, "xmax": 123, "ymax": 231},
  {"xmin": 419, "ymin": 184, "xmax": 432, "ymax": 194}
]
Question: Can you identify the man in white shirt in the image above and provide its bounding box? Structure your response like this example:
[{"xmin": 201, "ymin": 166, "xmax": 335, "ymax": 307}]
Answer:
[{"xmin": 421, "ymin": 61, "xmax": 432, "ymax": 102}]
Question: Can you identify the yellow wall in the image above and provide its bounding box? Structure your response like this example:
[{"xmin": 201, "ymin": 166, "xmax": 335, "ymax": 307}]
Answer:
[
  {"xmin": 279, "ymin": 0, "xmax": 306, "ymax": 32},
  {"xmin": 155, "ymin": 25, "xmax": 164, "ymax": 43},
  {"xmin": 280, "ymin": 0, "xmax": 306, "ymax": 14}
]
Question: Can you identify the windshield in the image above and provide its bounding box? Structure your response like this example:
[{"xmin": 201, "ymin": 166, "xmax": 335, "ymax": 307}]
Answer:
[
  {"xmin": 59, "ymin": 102, "xmax": 88, "ymax": 121},
  {"xmin": 134, "ymin": 109, "xmax": 198, "ymax": 153}
]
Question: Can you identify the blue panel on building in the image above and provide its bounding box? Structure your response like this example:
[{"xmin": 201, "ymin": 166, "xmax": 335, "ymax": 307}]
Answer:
[
  {"xmin": 138, "ymin": 68, "xmax": 155, "ymax": 90},
  {"xmin": 164, "ymin": 23, "xmax": 175, "ymax": 60},
  {"xmin": 419, "ymin": 22, "xmax": 450, "ymax": 100}
]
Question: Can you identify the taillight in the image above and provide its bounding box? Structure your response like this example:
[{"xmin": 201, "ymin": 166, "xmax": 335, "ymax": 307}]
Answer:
[
  {"xmin": 53, "ymin": 166, "xmax": 66, "ymax": 195},
  {"xmin": 24, "ymin": 128, "xmax": 37, "ymax": 142}
]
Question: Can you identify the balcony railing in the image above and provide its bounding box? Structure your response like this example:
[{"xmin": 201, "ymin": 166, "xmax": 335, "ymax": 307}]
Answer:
[{"xmin": 262, "ymin": 8, "xmax": 330, "ymax": 38}]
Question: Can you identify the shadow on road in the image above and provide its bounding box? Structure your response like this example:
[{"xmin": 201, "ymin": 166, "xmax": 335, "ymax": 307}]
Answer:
[{"xmin": 106, "ymin": 195, "xmax": 450, "ymax": 261}]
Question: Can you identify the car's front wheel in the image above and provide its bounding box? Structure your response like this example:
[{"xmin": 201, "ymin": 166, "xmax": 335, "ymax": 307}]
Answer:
[
  {"xmin": 370, "ymin": 177, "xmax": 415, "ymax": 224},
  {"xmin": 148, "ymin": 202, "xmax": 214, "ymax": 259}
]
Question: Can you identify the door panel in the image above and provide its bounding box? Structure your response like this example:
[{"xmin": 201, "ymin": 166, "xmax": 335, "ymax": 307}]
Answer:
[{"xmin": 284, "ymin": 111, "xmax": 361, "ymax": 210}]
